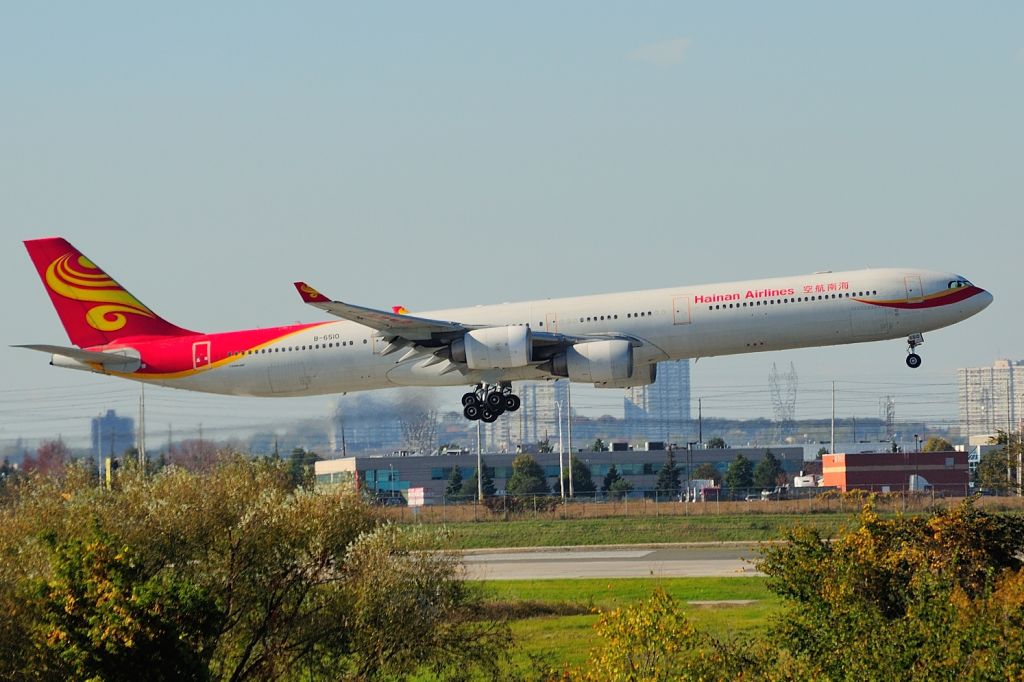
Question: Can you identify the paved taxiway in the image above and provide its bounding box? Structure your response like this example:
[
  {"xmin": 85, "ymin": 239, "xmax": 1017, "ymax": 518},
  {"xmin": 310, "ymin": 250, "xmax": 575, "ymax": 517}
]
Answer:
[{"xmin": 460, "ymin": 543, "xmax": 763, "ymax": 580}]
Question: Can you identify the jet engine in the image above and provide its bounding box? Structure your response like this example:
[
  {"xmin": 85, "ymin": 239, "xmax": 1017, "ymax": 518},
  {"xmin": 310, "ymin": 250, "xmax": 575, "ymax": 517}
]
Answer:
[
  {"xmin": 449, "ymin": 326, "xmax": 532, "ymax": 369},
  {"xmin": 551, "ymin": 339, "xmax": 635, "ymax": 384}
]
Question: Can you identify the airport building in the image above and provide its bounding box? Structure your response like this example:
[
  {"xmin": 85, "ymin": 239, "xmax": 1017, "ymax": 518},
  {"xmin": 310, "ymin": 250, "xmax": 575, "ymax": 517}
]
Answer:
[
  {"xmin": 958, "ymin": 359, "xmax": 1024, "ymax": 440},
  {"xmin": 821, "ymin": 451, "xmax": 969, "ymax": 494},
  {"xmin": 314, "ymin": 445, "xmax": 804, "ymax": 504}
]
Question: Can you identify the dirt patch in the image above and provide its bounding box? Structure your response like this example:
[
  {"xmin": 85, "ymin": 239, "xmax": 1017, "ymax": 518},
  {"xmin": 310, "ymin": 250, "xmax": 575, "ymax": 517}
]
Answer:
[
  {"xmin": 477, "ymin": 599, "xmax": 592, "ymax": 620},
  {"xmin": 687, "ymin": 600, "xmax": 759, "ymax": 609}
]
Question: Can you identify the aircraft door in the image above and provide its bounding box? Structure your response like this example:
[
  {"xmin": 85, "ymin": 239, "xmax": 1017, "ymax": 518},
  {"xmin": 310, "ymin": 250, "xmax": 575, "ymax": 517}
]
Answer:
[
  {"xmin": 545, "ymin": 313, "xmax": 558, "ymax": 333},
  {"xmin": 192, "ymin": 341, "xmax": 211, "ymax": 369},
  {"xmin": 672, "ymin": 296, "xmax": 692, "ymax": 325},
  {"xmin": 905, "ymin": 276, "xmax": 924, "ymax": 304}
]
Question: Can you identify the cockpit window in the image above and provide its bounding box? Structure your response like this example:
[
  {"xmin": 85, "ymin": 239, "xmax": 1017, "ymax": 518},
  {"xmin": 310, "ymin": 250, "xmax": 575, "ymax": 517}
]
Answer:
[{"xmin": 947, "ymin": 278, "xmax": 973, "ymax": 289}]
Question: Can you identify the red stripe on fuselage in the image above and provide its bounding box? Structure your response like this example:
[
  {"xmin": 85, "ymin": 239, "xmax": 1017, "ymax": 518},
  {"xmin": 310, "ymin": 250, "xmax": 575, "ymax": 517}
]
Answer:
[
  {"xmin": 92, "ymin": 322, "xmax": 333, "ymax": 378},
  {"xmin": 854, "ymin": 286, "xmax": 985, "ymax": 310}
]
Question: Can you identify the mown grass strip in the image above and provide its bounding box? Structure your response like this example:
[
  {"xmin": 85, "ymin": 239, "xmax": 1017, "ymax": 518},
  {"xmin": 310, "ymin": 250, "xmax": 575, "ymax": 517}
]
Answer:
[{"xmin": 440, "ymin": 513, "xmax": 851, "ymax": 549}]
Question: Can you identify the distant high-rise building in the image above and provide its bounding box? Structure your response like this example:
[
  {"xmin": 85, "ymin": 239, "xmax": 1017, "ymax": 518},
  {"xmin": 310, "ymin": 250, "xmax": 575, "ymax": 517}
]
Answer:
[
  {"xmin": 91, "ymin": 409, "xmax": 135, "ymax": 459},
  {"xmin": 958, "ymin": 359, "xmax": 1024, "ymax": 439},
  {"xmin": 514, "ymin": 380, "xmax": 569, "ymax": 449},
  {"xmin": 624, "ymin": 360, "xmax": 691, "ymax": 440}
]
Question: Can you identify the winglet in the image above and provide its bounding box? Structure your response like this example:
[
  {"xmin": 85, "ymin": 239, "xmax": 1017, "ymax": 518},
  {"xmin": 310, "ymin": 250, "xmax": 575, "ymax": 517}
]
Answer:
[{"xmin": 293, "ymin": 281, "xmax": 331, "ymax": 303}]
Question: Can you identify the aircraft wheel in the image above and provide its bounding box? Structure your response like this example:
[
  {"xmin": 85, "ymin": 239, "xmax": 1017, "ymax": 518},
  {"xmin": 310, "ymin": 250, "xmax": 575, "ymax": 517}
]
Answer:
[
  {"xmin": 463, "ymin": 404, "xmax": 482, "ymax": 420},
  {"xmin": 504, "ymin": 394, "xmax": 521, "ymax": 412},
  {"xmin": 481, "ymin": 408, "xmax": 499, "ymax": 423},
  {"xmin": 906, "ymin": 353, "xmax": 922, "ymax": 369},
  {"xmin": 462, "ymin": 392, "xmax": 480, "ymax": 407},
  {"xmin": 485, "ymin": 391, "xmax": 504, "ymax": 409}
]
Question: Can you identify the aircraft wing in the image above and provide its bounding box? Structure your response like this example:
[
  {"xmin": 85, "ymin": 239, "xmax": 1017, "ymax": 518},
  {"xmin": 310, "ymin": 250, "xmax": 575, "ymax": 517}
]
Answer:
[
  {"xmin": 293, "ymin": 282, "xmax": 466, "ymax": 341},
  {"xmin": 293, "ymin": 282, "xmax": 647, "ymax": 367}
]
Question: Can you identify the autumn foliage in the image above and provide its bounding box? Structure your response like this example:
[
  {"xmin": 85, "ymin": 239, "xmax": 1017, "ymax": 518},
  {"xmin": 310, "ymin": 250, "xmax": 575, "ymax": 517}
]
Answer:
[
  {"xmin": 566, "ymin": 499, "xmax": 1024, "ymax": 681},
  {"xmin": 0, "ymin": 456, "xmax": 509, "ymax": 681}
]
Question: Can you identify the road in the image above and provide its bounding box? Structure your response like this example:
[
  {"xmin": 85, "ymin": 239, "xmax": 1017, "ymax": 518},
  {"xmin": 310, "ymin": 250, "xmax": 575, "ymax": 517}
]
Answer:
[{"xmin": 460, "ymin": 543, "xmax": 763, "ymax": 580}]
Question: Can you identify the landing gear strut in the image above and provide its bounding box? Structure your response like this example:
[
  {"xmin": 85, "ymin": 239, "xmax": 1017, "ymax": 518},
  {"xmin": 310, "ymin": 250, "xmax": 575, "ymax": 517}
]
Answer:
[
  {"xmin": 905, "ymin": 333, "xmax": 924, "ymax": 369},
  {"xmin": 462, "ymin": 382, "xmax": 521, "ymax": 422}
]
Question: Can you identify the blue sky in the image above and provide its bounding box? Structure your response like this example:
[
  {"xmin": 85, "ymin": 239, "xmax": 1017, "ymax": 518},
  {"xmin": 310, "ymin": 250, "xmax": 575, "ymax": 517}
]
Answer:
[{"xmin": 1, "ymin": 3, "xmax": 1021, "ymax": 447}]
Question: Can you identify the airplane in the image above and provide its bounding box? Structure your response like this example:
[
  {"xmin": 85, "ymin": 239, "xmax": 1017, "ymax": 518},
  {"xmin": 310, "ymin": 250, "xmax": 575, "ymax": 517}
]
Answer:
[{"xmin": 18, "ymin": 237, "xmax": 993, "ymax": 423}]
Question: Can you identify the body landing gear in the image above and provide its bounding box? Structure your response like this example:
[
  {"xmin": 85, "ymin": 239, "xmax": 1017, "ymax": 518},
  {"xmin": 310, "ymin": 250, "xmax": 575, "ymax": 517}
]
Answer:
[
  {"xmin": 462, "ymin": 383, "xmax": 521, "ymax": 422},
  {"xmin": 905, "ymin": 333, "xmax": 924, "ymax": 369}
]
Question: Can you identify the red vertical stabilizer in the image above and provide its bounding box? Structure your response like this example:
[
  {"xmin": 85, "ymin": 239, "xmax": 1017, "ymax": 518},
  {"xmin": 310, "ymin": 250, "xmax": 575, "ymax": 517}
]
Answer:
[{"xmin": 24, "ymin": 237, "xmax": 199, "ymax": 348}]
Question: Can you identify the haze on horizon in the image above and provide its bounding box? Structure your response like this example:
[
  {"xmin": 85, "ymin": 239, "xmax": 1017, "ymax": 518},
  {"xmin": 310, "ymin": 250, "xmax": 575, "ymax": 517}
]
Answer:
[{"xmin": 1, "ymin": 3, "xmax": 1020, "ymax": 449}]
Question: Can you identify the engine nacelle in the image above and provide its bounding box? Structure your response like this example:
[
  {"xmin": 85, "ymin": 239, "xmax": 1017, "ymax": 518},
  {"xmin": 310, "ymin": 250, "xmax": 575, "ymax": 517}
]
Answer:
[
  {"xmin": 596, "ymin": 362, "xmax": 657, "ymax": 389},
  {"xmin": 450, "ymin": 326, "xmax": 532, "ymax": 369},
  {"xmin": 551, "ymin": 339, "xmax": 634, "ymax": 384}
]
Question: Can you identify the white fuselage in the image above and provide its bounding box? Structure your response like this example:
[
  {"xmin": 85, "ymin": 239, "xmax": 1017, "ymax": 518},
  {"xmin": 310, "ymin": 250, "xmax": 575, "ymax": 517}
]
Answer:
[{"xmin": 145, "ymin": 267, "xmax": 991, "ymax": 397}]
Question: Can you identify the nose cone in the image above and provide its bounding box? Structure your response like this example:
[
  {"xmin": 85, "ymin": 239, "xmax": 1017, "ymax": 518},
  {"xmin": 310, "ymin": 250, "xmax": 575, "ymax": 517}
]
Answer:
[{"xmin": 973, "ymin": 288, "xmax": 994, "ymax": 315}]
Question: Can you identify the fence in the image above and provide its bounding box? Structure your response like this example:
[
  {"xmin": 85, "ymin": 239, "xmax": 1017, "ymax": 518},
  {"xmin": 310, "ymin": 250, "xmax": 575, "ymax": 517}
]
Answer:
[{"xmin": 375, "ymin": 487, "xmax": 1024, "ymax": 524}]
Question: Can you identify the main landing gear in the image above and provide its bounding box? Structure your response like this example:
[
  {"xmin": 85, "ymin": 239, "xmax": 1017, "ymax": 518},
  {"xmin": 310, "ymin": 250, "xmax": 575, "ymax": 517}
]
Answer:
[
  {"xmin": 462, "ymin": 383, "xmax": 521, "ymax": 423},
  {"xmin": 905, "ymin": 333, "xmax": 924, "ymax": 369}
]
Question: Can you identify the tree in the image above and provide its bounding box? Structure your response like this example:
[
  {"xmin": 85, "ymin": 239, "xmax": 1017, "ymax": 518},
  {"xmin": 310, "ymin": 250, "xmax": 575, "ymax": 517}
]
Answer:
[
  {"xmin": 608, "ymin": 478, "xmax": 634, "ymax": 501},
  {"xmin": 922, "ymin": 436, "xmax": 954, "ymax": 452},
  {"xmin": 978, "ymin": 450, "xmax": 1018, "ymax": 494},
  {"xmin": 397, "ymin": 397, "xmax": 438, "ymax": 454},
  {"xmin": 339, "ymin": 526, "xmax": 510, "ymax": 679},
  {"xmin": 564, "ymin": 456, "xmax": 596, "ymax": 495},
  {"xmin": 0, "ymin": 457, "xmax": 511, "ymax": 681},
  {"xmin": 168, "ymin": 439, "xmax": 221, "ymax": 472},
  {"xmin": 706, "ymin": 436, "xmax": 727, "ymax": 449},
  {"xmin": 506, "ymin": 454, "xmax": 549, "ymax": 496},
  {"xmin": 445, "ymin": 466, "xmax": 464, "ymax": 498},
  {"xmin": 756, "ymin": 500, "xmax": 1024, "ymax": 680},
  {"xmin": 30, "ymin": 527, "xmax": 221, "ymax": 681},
  {"xmin": 22, "ymin": 438, "xmax": 69, "ymax": 477},
  {"xmin": 537, "ymin": 439, "xmax": 553, "ymax": 453},
  {"xmin": 460, "ymin": 461, "xmax": 496, "ymax": 498},
  {"xmin": 574, "ymin": 590, "xmax": 727, "ymax": 681},
  {"xmin": 753, "ymin": 450, "xmax": 785, "ymax": 489},
  {"xmin": 601, "ymin": 464, "xmax": 622, "ymax": 493},
  {"xmin": 591, "ymin": 438, "xmax": 606, "ymax": 452},
  {"xmin": 655, "ymin": 451, "xmax": 681, "ymax": 496},
  {"xmin": 287, "ymin": 446, "xmax": 321, "ymax": 488},
  {"xmin": 977, "ymin": 431, "xmax": 1022, "ymax": 495},
  {"xmin": 691, "ymin": 462, "xmax": 721, "ymax": 486},
  {"xmin": 723, "ymin": 454, "xmax": 754, "ymax": 493}
]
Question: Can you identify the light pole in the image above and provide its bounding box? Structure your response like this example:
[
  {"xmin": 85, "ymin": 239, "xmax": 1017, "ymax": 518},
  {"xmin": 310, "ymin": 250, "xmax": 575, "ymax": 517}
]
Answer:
[
  {"xmin": 556, "ymin": 400, "xmax": 565, "ymax": 499},
  {"xmin": 913, "ymin": 434, "xmax": 920, "ymax": 492},
  {"xmin": 686, "ymin": 441, "xmax": 698, "ymax": 501},
  {"xmin": 566, "ymin": 381, "xmax": 574, "ymax": 497},
  {"xmin": 476, "ymin": 419, "xmax": 483, "ymax": 501}
]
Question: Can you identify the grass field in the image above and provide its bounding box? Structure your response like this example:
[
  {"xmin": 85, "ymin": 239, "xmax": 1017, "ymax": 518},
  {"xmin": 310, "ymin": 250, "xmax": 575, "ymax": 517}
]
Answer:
[
  {"xmin": 436, "ymin": 513, "xmax": 851, "ymax": 549},
  {"xmin": 478, "ymin": 576, "xmax": 780, "ymax": 671}
]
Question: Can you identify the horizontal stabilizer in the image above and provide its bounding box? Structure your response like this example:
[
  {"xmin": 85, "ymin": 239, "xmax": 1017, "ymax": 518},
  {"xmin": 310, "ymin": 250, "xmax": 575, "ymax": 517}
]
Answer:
[{"xmin": 14, "ymin": 344, "xmax": 142, "ymax": 372}]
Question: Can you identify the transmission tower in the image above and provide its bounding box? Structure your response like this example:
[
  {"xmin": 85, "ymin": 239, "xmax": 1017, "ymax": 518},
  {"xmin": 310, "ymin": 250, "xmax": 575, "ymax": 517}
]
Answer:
[
  {"xmin": 769, "ymin": 362, "xmax": 798, "ymax": 443},
  {"xmin": 879, "ymin": 396, "xmax": 896, "ymax": 442}
]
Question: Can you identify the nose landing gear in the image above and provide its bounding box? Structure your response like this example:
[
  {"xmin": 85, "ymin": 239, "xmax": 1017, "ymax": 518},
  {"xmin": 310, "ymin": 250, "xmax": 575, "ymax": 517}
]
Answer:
[
  {"xmin": 462, "ymin": 382, "xmax": 521, "ymax": 422},
  {"xmin": 905, "ymin": 333, "xmax": 924, "ymax": 369}
]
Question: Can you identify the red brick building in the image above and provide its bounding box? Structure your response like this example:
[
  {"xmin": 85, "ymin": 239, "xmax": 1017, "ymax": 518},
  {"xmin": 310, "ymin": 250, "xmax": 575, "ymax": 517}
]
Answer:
[{"xmin": 822, "ymin": 451, "xmax": 969, "ymax": 494}]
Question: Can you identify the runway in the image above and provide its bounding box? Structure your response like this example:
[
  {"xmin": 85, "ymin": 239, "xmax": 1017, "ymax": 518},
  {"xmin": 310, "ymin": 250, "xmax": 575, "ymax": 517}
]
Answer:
[{"xmin": 460, "ymin": 543, "xmax": 763, "ymax": 580}]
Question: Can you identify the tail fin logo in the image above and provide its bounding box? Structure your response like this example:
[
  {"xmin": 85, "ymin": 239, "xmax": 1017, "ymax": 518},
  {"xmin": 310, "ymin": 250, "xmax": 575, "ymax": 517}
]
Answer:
[{"xmin": 45, "ymin": 253, "xmax": 156, "ymax": 333}]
